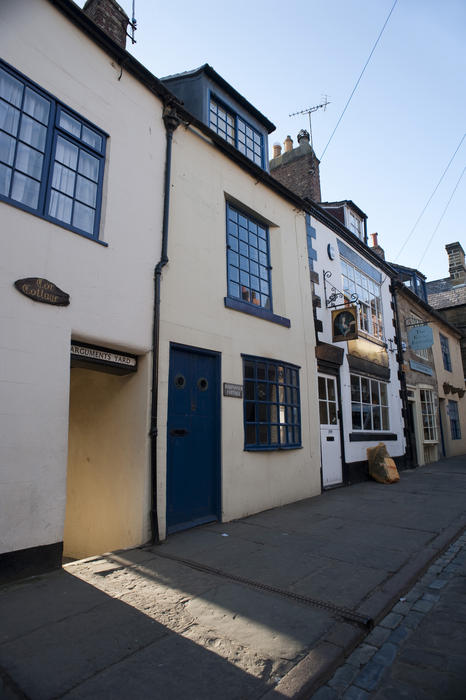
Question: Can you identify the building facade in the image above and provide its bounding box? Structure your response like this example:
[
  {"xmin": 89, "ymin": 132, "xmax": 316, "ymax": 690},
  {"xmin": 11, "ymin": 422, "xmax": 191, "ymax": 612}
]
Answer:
[
  {"xmin": 0, "ymin": 0, "xmax": 176, "ymax": 576},
  {"xmin": 427, "ymin": 242, "xmax": 466, "ymax": 379},
  {"xmin": 1, "ymin": 0, "xmax": 324, "ymax": 578},
  {"xmin": 270, "ymin": 133, "xmax": 406, "ymax": 486},
  {"xmin": 154, "ymin": 73, "xmax": 321, "ymax": 539}
]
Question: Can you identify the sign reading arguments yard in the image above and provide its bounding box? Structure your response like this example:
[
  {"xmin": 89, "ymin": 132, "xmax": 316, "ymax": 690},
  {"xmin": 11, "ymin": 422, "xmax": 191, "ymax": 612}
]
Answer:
[{"xmin": 71, "ymin": 342, "xmax": 137, "ymax": 375}]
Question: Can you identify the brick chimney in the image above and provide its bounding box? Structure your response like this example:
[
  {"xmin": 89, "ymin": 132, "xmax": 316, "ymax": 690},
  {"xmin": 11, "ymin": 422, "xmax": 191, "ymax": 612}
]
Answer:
[
  {"xmin": 269, "ymin": 129, "xmax": 322, "ymax": 203},
  {"xmin": 370, "ymin": 232, "xmax": 385, "ymax": 259},
  {"xmin": 446, "ymin": 242, "xmax": 466, "ymax": 285},
  {"xmin": 83, "ymin": 0, "xmax": 129, "ymax": 49}
]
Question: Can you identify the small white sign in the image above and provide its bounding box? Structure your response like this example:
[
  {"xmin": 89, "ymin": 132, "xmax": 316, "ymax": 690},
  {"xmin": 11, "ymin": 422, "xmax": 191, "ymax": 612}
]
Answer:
[
  {"xmin": 71, "ymin": 343, "xmax": 136, "ymax": 367},
  {"xmin": 223, "ymin": 382, "xmax": 243, "ymax": 398}
]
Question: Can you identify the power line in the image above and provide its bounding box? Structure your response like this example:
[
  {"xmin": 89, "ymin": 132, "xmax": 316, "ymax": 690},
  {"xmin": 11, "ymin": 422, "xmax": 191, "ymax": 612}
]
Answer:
[
  {"xmin": 417, "ymin": 165, "xmax": 466, "ymax": 269},
  {"xmin": 395, "ymin": 132, "xmax": 465, "ymax": 260},
  {"xmin": 319, "ymin": 0, "xmax": 398, "ymax": 162}
]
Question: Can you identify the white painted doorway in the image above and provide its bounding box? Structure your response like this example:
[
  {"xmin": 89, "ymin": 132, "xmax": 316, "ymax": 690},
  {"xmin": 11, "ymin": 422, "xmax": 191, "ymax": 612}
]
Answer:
[{"xmin": 318, "ymin": 374, "xmax": 342, "ymax": 488}]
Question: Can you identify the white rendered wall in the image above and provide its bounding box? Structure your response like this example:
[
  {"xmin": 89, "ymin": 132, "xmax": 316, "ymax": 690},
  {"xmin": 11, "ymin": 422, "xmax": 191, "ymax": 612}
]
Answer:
[
  {"xmin": 156, "ymin": 125, "xmax": 321, "ymax": 540},
  {"xmin": 312, "ymin": 219, "xmax": 405, "ymax": 463},
  {"xmin": 0, "ymin": 0, "xmax": 165, "ymax": 554}
]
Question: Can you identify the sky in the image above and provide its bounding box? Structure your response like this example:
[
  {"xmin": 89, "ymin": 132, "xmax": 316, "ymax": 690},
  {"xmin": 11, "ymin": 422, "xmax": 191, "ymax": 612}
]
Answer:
[{"xmin": 78, "ymin": 0, "xmax": 465, "ymax": 282}]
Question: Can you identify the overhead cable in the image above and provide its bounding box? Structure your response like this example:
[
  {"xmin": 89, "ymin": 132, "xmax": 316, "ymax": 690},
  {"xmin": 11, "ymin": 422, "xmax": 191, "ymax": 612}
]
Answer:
[
  {"xmin": 417, "ymin": 165, "xmax": 466, "ymax": 269},
  {"xmin": 319, "ymin": 0, "xmax": 398, "ymax": 162},
  {"xmin": 395, "ymin": 132, "xmax": 466, "ymax": 260}
]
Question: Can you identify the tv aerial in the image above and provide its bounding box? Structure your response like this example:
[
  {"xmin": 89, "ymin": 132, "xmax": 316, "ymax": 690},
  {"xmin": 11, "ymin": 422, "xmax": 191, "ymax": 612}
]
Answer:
[{"xmin": 289, "ymin": 96, "xmax": 330, "ymax": 150}]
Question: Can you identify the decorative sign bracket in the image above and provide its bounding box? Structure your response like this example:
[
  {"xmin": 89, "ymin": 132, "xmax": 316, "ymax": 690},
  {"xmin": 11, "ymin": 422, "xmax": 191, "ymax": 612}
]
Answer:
[
  {"xmin": 405, "ymin": 320, "xmax": 429, "ymax": 328},
  {"xmin": 323, "ymin": 270, "xmax": 359, "ymax": 309}
]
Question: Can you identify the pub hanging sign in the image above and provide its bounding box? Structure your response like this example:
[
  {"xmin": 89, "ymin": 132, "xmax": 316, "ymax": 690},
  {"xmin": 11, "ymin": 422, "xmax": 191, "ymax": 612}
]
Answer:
[{"xmin": 332, "ymin": 306, "xmax": 358, "ymax": 342}]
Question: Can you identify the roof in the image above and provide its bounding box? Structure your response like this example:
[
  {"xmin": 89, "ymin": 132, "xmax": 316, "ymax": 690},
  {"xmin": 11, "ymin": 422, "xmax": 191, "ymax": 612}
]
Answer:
[
  {"xmin": 394, "ymin": 281, "xmax": 462, "ymax": 338},
  {"xmin": 390, "ymin": 262, "xmax": 426, "ymax": 281},
  {"xmin": 320, "ymin": 200, "xmax": 368, "ymax": 220},
  {"xmin": 427, "ymin": 278, "xmax": 466, "ymax": 309},
  {"xmin": 47, "ymin": 1, "xmax": 394, "ymax": 278},
  {"xmin": 161, "ymin": 64, "xmax": 276, "ymax": 134}
]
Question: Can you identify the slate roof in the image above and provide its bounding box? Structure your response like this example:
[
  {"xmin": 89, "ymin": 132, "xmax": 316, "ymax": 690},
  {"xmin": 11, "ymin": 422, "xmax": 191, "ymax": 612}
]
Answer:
[{"xmin": 426, "ymin": 277, "xmax": 466, "ymax": 309}]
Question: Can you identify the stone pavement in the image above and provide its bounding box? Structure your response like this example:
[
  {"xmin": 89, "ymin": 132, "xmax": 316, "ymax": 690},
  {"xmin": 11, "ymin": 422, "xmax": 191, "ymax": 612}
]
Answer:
[
  {"xmin": 313, "ymin": 528, "xmax": 466, "ymax": 699},
  {"xmin": 0, "ymin": 454, "xmax": 465, "ymax": 699}
]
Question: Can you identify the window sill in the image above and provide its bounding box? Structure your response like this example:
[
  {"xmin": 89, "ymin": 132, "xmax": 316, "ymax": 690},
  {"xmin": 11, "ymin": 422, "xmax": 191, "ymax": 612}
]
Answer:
[
  {"xmin": 349, "ymin": 432, "xmax": 398, "ymax": 442},
  {"xmin": 0, "ymin": 196, "xmax": 108, "ymax": 247},
  {"xmin": 244, "ymin": 444, "xmax": 303, "ymax": 451},
  {"xmin": 224, "ymin": 297, "xmax": 290, "ymax": 327},
  {"xmin": 357, "ymin": 330, "xmax": 386, "ymax": 347}
]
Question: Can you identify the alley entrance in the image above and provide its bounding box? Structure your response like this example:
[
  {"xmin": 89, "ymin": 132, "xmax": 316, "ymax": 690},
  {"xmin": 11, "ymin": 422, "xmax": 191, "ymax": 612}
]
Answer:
[
  {"xmin": 166, "ymin": 344, "xmax": 221, "ymax": 533},
  {"xmin": 64, "ymin": 346, "xmax": 148, "ymax": 560}
]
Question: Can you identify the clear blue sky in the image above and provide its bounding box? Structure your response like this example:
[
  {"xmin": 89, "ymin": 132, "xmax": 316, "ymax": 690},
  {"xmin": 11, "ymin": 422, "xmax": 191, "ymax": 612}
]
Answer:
[{"xmin": 79, "ymin": 0, "xmax": 465, "ymax": 282}]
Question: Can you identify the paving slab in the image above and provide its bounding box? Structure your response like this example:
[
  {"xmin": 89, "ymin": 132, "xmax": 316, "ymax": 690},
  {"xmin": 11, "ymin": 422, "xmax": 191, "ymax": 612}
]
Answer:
[{"xmin": 0, "ymin": 454, "xmax": 465, "ymax": 700}]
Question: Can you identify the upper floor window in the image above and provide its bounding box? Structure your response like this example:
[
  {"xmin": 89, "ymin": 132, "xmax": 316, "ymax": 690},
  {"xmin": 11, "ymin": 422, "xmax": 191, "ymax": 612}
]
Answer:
[
  {"xmin": 448, "ymin": 400, "xmax": 461, "ymax": 440},
  {"xmin": 348, "ymin": 211, "xmax": 363, "ymax": 240},
  {"xmin": 243, "ymin": 356, "xmax": 301, "ymax": 449},
  {"xmin": 210, "ymin": 97, "xmax": 263, "ymax": 167},
  {"xmin": 226, "ymin": 203, "xmax": 271, "ymax": 311},
  {"xmin": 350, "ymin": 374, "xmax": 389, "ymax": 431},
  {"xmin": 341, "ymin": 259, "xmax": 383, "ymax": 338},
  {"xmin": 0, "ymin": 62, "xmax": 106, "ymax": 241},
  {"xmin": 439, "ymin": 334, "xmax": 452, "ymax": 371}
]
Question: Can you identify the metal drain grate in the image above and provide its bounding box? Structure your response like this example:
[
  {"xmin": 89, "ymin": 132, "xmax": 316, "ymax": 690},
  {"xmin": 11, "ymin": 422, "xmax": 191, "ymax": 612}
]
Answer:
[{"xmin": 153, "ymin": 549, "xmax": 373, "ymax": 629}]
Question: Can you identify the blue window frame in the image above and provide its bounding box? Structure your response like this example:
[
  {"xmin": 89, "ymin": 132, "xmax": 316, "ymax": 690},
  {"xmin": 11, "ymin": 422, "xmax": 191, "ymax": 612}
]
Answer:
[
  {"xmin": 243, "ymin": 355, "xmax": 301, "ymax": 450},
  {"xmin": 439, "ymin": 334, "xmax": 452, "ymax": 372},
  {"xmin": 209, "ymin": 96, "xmax": 263, "ymax": 167},
  {"xmin": 226, "ymin": 203, "xmax": 272, "ymax": 310},
  {"xmin": 0, "ymin": 61, "xmax": 106, "ymax": 241},
  {"xmin": 448, "ymin": 400, "xmax": 461, "ymax": 440}
]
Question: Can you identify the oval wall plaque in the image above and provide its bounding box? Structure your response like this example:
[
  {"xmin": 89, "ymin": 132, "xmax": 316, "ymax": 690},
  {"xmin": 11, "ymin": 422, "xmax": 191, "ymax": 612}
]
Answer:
[{"xmin": 14, "ymin": 278, "xmax": 70, "ymax": 306}]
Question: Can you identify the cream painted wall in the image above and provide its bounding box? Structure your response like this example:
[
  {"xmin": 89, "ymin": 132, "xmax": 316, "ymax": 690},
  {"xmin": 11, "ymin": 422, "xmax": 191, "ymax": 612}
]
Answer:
[
  {"xmin": 64, "ymin": 361, "xmax": 152, "ymax": 559},
  {"xmin": 0, "ymin": 0, "xmax": 165, "ymax": 554},
  {"xmin": 432, "ymin": 329, "xmax": 466, "ymax": 457},
  {"xmin": 156, "ymin": 125, "xmax": 321, "ymax": 539},
  {"xmin": 312, "ymin": 220, "xmax": 405, "ymax": 463}
]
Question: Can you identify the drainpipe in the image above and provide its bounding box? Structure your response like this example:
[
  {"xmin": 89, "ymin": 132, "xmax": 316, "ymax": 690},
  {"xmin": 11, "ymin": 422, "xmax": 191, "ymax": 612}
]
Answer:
[
  {"xmin": 150, "ymin": 104, "xmax": 180, "ymax": 544},
  {"xmin": 391, "ymin": 283, "xmax": 411, "ymax": 467}
]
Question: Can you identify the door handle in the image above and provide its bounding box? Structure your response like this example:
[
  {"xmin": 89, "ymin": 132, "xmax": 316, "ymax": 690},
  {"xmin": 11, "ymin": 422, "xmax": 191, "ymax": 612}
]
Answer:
[{"xmin": 170, "ymin": 428, "xmax": 189, "ymax": 437}]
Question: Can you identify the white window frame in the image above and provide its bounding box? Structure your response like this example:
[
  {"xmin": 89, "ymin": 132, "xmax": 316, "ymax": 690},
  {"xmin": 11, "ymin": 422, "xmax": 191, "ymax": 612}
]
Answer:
[
  {"xmin": 341, "ymin": 258, "xmax": 383, "ymax": 339},
  {"xmin": 419, "ymin": 387, "xmax": 438, "ymax": 443},
  {"xmin": 350, "ymin": 374, "xmax": 390, "ymax": 432},
  {"xmin": 347, "ymin": 210, "xmax": 363, "ymax": 240}
]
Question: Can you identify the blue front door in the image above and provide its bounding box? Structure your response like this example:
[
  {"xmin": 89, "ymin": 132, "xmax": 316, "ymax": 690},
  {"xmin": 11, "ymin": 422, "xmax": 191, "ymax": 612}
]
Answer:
[{"xmin": 166, "ymin": 344, "xmax": 220, "ymax": 533}]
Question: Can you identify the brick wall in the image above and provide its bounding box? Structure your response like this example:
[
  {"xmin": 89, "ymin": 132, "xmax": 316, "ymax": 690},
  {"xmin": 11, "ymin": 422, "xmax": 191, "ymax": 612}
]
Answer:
[
  {"xmin": 270, "ymin": 136, "xmax": 321, "ymax": 202},
  {"xmin": 83, "ymin": 0, "xmax": 129, "ymax": 49}
]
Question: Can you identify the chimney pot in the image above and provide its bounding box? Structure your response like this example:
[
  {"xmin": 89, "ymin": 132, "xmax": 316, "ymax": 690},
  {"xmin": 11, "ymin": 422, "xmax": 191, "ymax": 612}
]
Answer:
[
  {"xmin": 371, "ymin": 233, "xmax": 379, "ymax": 247},
  {"xmin": 297, "ymin": 129, "xmax": 310, "ymax": 145},
  {"xmin": 272, "ymin": 143, "xmax": 282, "ymax": 158},
  {"xmin": 284, "ymin": 135, "xmax": 293, "ymax": 153}
]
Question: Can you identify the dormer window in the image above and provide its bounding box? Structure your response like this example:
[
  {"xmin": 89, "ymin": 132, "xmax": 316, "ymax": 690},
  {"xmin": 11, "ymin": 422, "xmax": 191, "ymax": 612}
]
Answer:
[
  {"xmin": 209, "ymin": 96, "xmax": 263, "ymax": 167},
  {"xmin": 348, "ymin": 210, "xmax": 363, "ymax": 240}
]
